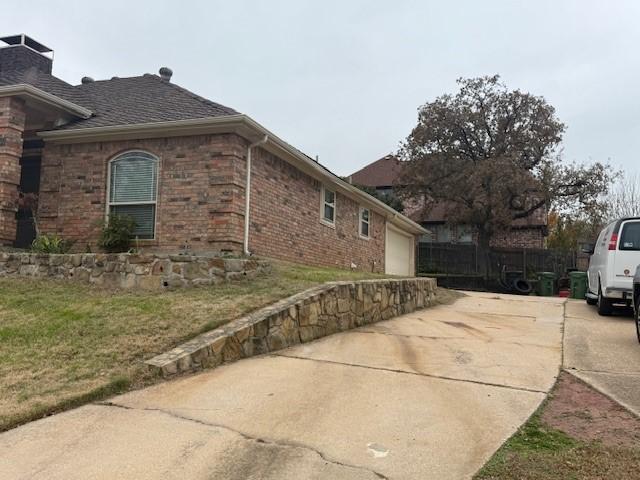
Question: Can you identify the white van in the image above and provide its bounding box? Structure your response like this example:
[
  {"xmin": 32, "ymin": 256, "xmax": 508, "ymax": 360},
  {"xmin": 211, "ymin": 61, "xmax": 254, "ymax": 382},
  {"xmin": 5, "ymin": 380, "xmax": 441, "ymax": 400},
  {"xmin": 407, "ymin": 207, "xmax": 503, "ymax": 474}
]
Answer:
[{"xmin": 587, "ymin": 217, "xmax": 640, "ymax": 315}]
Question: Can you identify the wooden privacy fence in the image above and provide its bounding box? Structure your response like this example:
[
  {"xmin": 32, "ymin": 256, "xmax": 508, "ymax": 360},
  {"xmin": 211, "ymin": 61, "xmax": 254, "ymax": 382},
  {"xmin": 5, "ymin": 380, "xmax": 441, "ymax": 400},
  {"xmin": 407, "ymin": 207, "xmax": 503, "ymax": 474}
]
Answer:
[{"xmin": 417, "ymin": 242, "xmax": 578, "ymax": 278}]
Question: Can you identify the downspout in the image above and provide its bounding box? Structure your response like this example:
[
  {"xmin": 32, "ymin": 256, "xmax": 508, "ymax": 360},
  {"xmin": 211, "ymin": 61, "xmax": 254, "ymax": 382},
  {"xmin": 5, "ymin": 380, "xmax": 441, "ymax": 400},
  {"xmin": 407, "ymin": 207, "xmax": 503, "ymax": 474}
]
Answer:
[{"xmin": 244, "ymin": 135, "xmax": 269, "ymax": 256}]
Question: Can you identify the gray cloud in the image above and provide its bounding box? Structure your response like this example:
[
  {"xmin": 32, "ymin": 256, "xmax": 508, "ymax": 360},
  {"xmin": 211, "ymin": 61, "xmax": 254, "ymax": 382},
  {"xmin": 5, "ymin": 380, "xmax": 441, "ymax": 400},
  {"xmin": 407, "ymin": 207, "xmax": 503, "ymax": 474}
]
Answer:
[{"xmin": 6, "ymin": 0, "xmax": 639, "ymax": 175}]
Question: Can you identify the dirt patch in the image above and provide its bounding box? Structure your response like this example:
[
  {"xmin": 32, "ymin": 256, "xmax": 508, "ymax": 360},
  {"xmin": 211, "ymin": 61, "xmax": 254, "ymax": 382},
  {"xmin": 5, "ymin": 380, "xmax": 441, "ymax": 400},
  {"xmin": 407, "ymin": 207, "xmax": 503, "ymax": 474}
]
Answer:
[
  {"xmin": 542, "ymin": 371, "xmax": 640, "ymax": 448},
  {"xmin": 475, "ymin": 370, "xmax": 640, "ymax": 479}
]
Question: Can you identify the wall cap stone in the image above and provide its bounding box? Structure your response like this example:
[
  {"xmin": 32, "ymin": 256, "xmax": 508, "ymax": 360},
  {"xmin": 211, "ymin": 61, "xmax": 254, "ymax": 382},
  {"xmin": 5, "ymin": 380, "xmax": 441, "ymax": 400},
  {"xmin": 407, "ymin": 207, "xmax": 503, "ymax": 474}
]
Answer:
[{"xmin": 146, "ymin": 277, "xmax": 438, "ymax": 376}]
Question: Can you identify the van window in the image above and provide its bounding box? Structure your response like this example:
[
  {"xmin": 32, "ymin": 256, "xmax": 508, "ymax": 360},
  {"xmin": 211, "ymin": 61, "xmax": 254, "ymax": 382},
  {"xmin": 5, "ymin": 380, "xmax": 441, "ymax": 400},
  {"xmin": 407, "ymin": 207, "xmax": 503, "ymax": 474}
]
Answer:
[{"xmin": 619, "ymin": 221, "xmax": 640, "ymax": 251}]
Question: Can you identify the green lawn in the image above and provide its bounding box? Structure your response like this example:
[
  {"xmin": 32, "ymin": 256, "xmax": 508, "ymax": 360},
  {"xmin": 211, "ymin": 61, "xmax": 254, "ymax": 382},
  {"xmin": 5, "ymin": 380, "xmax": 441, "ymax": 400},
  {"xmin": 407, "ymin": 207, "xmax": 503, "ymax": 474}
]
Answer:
[{"xmin": 0, "ymin": 261, "xmax": 387, "ymax": 431}]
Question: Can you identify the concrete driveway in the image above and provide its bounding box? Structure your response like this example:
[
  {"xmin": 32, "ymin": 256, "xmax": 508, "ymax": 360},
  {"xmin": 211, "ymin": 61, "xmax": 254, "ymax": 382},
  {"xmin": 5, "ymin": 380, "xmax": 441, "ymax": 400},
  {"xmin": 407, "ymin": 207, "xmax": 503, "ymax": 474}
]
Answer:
[
  {"xmin": 0, "ymin": 292, "xmax": 564, "ymax": 480},
  {"xmin": 564, "ymin": 300, "xmax": 640, "ymax": 416}
]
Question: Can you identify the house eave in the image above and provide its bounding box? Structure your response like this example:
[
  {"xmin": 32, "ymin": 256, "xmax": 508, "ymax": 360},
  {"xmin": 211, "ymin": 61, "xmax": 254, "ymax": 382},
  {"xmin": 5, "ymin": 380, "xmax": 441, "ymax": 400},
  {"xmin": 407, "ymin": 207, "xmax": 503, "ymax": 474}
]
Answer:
[
  {"xmin": 0, "ymin": 84, "xmax": 92, "ymax": 119},
  {"xmin": 38, "ymin": 114, "xmax": 428, "ymax": 236}
]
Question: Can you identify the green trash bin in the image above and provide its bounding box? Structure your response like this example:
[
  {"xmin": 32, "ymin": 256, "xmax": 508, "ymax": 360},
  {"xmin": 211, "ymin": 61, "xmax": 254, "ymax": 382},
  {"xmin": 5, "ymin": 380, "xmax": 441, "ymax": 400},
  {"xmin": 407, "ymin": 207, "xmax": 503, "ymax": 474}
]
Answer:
[
  {"xmin": 569, "ymin": 271, "xmax": 588, "ymax": 299},
  {"xmin": 537, "ymin": 272, "xmax": 556, "ymax": 296}
]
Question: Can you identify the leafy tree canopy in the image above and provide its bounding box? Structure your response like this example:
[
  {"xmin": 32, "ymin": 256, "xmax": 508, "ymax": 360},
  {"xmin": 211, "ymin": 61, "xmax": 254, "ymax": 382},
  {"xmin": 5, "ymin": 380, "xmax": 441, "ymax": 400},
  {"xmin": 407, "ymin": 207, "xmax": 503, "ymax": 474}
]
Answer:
[
  {"xmin": 351, "ymin": 183, "xmax": 405, "ymax": 213},
  {"xmin": 398, "ymin": 75, "xmax": 615, "ymax": 246}
]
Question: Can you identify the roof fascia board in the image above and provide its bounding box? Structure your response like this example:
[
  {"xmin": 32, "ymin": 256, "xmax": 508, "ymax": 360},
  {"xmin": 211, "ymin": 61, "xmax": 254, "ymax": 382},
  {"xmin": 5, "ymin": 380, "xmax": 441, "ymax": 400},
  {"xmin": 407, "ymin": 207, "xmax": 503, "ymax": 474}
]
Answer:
[
  {"xmin": 240, "ymin": 117, "xmax": 427, "ymax": 235},
  {"xmin": 0, "ymin": 84, "xmax": 92, "ymax": 119},
  {"xmin": 38, "ymin": 114, "xmax": 427, "ymax": 234},
  {"xmin": 38, "ymin": 115, "xmax": 248, "ymax": 142}
]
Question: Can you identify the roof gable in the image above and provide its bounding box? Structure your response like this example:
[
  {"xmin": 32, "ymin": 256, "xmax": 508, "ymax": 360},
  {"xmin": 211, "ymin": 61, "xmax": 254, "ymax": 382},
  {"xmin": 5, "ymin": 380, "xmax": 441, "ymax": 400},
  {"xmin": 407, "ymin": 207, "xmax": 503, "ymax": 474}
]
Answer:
[{"xmin": 349, "ymin": 154, "xmax": 401, "ymax": 187}]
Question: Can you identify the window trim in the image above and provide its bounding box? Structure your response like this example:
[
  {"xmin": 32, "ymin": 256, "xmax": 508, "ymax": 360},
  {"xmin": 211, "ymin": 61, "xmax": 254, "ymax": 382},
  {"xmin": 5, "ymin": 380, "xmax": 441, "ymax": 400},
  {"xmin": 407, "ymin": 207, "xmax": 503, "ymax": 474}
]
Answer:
[
  {"xmin": 359, "ymin": 206, "xmax": 370, "ymax": 239},
  {"xmin": 320, "ymin": 184, "xmax": 336, "ymax": 228},
  {"xmin": 105, "ymin": 150, "xmax": 160, "ymax": 241}
]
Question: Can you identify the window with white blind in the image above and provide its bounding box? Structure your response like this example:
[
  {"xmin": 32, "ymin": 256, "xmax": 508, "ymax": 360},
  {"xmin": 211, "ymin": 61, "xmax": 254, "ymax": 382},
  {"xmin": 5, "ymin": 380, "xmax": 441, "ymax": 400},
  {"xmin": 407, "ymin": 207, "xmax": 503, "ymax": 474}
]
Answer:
[{"xmin": 108, "ymin": 151, "xmax": 158, "ymax": 239}]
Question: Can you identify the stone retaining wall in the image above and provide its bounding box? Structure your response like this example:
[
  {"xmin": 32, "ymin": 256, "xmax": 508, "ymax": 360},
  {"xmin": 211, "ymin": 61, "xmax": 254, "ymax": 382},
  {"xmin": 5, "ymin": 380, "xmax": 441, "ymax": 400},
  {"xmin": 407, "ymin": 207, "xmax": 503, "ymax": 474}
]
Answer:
[
  {"xmin": 0, "ymin": 252, "xmax": 271, "ymax": 289},
  {"xmin": 147, "ymin": 277, "xmax": 438, "ymax": 376}
]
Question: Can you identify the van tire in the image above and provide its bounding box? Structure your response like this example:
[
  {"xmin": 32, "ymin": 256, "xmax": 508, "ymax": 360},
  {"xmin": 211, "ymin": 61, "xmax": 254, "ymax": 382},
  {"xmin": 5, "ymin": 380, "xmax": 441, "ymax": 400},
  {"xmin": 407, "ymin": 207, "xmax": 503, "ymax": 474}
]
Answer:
[
  {"xmin": 586, "ymin": 294, "xmax": 597, "ymax": 306},
  {"xmin": 636, "ymin": 305, "xmax": 640, "ymax": 344},
  {"xmin": 597, "ymin": 285, "xmax": 613, "ymax": 316}
]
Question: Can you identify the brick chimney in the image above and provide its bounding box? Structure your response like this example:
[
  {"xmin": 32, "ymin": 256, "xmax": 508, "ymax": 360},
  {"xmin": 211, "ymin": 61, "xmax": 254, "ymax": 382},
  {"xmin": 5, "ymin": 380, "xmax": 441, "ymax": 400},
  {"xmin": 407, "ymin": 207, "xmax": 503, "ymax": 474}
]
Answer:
[{"xmin": 0, "ymin": 34, "xmax": 53, "ymax": 75}]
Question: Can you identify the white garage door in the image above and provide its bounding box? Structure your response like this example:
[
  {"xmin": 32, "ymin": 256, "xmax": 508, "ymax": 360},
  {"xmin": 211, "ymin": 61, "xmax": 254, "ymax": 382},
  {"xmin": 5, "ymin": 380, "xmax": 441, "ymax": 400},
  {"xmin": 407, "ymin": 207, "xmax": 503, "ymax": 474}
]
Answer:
[{"xmin": 385, "ymin": 224, "xmax": 414, "ymax": 276}]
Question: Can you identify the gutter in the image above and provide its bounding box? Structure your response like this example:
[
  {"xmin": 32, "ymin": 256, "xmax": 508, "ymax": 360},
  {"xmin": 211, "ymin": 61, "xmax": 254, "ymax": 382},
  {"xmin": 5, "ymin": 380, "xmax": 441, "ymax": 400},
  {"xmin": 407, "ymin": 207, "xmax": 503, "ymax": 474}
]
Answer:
[
  {"xmin": 38, "ymin": 114, "xmax": 427, "ymax": 235},
  {"xmin": 244, "ymin": 135, "xmax": 269, "ymax": 255},
  {"xmin": 0, "ymin": 84, "xmax": 92, "ymax": 119}
]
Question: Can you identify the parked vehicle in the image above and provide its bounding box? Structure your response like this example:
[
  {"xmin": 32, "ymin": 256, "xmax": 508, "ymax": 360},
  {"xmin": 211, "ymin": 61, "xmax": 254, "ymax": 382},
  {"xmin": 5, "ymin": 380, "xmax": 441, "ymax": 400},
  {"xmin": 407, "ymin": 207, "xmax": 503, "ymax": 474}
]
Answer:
[
  {"xmin": 586, "ymin": 217, "xmax": 640, "ymax": 315},
  {"xmin": 634, "ymin": 265, "xmax": 640, "ymax": 343}
]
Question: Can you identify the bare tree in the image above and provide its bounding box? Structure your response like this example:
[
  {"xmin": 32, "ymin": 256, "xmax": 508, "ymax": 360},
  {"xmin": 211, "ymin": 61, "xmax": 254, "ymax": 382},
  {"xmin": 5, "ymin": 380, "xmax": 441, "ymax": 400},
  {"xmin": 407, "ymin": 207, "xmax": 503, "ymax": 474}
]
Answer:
[{"xmin": 605, "ymin": 173, "xmax": 640, "ymax": 221}]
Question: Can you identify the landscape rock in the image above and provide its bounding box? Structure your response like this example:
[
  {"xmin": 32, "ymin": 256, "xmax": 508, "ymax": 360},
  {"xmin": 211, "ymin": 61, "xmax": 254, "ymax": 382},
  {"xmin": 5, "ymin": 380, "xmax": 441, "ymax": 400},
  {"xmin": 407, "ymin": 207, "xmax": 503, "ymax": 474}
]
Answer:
[{"xmin": 0, "ymin": 252, "xmax": 270, "ymax": 290}]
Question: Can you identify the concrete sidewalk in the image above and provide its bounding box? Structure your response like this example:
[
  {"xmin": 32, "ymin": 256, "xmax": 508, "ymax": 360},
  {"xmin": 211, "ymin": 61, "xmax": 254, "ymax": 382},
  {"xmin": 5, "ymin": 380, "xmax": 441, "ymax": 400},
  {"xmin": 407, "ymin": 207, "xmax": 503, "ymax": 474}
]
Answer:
[
  {"xmin": 564, "ymin": 300, "xmax": 640, "ymax": 416},
  {"xmin": 0, "ymin": 292, "xmax": 565, "ymax": 480}
]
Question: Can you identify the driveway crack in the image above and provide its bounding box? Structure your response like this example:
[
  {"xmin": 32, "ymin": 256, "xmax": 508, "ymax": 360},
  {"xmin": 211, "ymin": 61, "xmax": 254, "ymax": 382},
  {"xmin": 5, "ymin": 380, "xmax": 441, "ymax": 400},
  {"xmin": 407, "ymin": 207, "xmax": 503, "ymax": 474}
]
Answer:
[
  {"xmin": 96, "ymin": 401, "xmax": 389, "ymax": 479},
  {"xmin": 271, "ymin": 354, "xmax": 548, "ymax": 394}
]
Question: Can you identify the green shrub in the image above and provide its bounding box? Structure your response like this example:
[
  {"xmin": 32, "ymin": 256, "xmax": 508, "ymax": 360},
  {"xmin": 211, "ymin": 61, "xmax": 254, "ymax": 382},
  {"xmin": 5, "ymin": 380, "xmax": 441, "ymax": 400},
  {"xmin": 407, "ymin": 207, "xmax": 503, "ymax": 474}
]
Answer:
[
  {"xmin": 31, "ymin": 234, "xmax": 74, "ymax": 254},
  {"xmin": 98, "ymin": 214, "xmax": 137, "ymax": 253}
]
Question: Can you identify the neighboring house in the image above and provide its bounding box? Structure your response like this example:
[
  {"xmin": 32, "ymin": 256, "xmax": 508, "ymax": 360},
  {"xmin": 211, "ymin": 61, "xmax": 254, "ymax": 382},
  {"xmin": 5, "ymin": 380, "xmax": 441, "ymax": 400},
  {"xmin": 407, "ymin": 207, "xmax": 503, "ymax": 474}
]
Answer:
[
  {"xmin": 349, "ymin": 154, "xmax": 548, "ymax": 249},
  {"xmin": 0, "ymin": 34, "xmax": 425, "ymax": 275}
]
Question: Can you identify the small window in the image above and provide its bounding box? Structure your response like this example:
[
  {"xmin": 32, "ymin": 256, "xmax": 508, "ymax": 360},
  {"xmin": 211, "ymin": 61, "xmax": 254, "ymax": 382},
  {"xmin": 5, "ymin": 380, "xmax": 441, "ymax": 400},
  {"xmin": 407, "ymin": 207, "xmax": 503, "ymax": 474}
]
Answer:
[
  {"xmin": 619, "ymin": 221, "xmax": 640, "ymax": 251},
  {"xmin": 359, "ymin": 207, "xmax": 370, "ymax": 238},
  {"xmin": 321, "ymin": 186, "xmax": 335, "ymax": 225},
  {"xmin": 457, "ymin": 224, "xmax": 473, "ymax": 243},
  {"xmin": 108, "ymin": 151, "xmax": 158, "ymax": 239}
]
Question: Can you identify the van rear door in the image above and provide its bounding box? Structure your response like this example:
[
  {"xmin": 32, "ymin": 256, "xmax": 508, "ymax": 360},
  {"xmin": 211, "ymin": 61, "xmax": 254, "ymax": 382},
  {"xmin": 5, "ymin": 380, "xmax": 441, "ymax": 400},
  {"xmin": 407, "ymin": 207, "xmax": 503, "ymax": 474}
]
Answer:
[{"xmin": 613, "ymin": 220, "xmax": 640, "ymax": 289}]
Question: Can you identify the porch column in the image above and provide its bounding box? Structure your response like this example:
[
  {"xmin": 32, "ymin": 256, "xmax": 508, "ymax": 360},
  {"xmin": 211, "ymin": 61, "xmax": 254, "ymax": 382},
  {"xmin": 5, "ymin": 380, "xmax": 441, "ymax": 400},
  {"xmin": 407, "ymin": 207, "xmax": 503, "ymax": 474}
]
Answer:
[{"xmin": 0, "ymin": 96, "xmax": 26, "ymax": 246}]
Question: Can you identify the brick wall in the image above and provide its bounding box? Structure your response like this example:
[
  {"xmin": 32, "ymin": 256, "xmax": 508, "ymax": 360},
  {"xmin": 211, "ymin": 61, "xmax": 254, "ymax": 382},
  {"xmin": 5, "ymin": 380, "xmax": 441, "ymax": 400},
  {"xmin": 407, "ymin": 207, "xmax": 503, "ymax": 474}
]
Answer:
[
  {"xmin": 247, "ymin": 147, "xmax": 386, "ymax": 272},
  {"xmin": 490, "ymin": 227, "xmax": 545, "ymax": 249},
  {"xmin": 37, "ymin": 133, "xmax": 389, "ymax": 272},
  {"xmin": 0, "ymin": 97, "xmax": 26, "ymax": 245},
  {"xmin": 38, "ymin": 134, "xmax": 247, "ymax": 252}
]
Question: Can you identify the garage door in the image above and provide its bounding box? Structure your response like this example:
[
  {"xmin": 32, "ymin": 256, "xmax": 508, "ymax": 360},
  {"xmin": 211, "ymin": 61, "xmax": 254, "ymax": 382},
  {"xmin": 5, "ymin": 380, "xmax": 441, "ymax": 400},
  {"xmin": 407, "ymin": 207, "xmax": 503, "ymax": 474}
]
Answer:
[{"xmin": 385, "ymin": 224, "xmax": 414, "ymax": 276}]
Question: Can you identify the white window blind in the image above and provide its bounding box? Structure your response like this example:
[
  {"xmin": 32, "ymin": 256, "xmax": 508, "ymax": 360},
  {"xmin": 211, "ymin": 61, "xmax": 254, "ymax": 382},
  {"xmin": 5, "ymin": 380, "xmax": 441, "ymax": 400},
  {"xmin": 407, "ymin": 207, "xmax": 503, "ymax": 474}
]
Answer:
[{"xmin": 108, "ymin": 151, "xmax": 158, "ymax": 239}]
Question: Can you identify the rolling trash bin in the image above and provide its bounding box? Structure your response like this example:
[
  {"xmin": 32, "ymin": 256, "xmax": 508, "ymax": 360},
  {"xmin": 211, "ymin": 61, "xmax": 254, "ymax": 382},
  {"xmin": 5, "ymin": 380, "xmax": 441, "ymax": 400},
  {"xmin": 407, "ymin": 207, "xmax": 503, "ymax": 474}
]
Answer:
[
  {"xmin": 569, "ymin": 271, "xmax": 588, "ymax": 299},
  {"xmin": 537, "ymin": 272, "xmax": 556, "ymax": 296}
]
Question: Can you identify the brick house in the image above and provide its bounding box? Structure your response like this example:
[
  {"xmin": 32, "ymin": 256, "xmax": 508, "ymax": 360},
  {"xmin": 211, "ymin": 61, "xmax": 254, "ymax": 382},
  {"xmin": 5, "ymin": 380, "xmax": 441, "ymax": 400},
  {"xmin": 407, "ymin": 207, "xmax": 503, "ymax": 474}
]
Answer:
[
  {"xmin": 0, "ymin": 35, "xmax": 425, "ymax": 275},
  {"xmin": 349, "ymin": 154, "xmax": 548, "ymax": 249}
]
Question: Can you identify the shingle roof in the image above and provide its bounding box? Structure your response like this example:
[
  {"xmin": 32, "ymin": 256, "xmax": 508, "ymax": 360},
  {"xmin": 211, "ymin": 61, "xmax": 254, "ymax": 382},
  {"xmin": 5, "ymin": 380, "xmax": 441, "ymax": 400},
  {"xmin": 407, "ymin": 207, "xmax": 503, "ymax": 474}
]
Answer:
[
  {"xmin": 0, "ymin": 70, "xmax": 239, "ymax": 130},
  {"xmin": 349, "ymin": 154, "xmax": 401, "ymax": 187},
  {"xmin": 56, "ymin": 74, "xmax": 238, "ymax": 130},
  {"xmin": 0, "ymin": 67, "xmax": 93, "ymax": 107}
]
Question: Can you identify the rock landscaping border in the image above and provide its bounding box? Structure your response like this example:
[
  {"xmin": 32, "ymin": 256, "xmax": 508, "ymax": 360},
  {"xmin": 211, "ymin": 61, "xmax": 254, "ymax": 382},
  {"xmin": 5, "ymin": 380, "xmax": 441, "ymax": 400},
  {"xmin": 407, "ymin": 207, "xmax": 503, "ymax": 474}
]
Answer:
[
  {"xmin": 146, "ymin": 277, "xmax": 438, "ymax": 376},
  {"xmin": 0, "ymin": 252, "xmax": 271, "ymax": 289}
]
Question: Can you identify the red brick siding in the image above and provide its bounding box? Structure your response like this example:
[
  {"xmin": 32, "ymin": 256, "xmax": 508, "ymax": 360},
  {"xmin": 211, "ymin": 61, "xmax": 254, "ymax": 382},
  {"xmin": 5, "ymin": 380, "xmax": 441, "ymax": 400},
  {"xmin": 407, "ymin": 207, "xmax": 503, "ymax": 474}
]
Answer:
[
  {"xmin": 246, "ymin": 147, "xmax": 386, "ymax": 272},
  {"xmin": 490, "ymin": 228, "xmax": 545, "ymax": 249},
  {"xmin": 38, "ymin": 134, "xmax": 247, "ymax": 252},
  {"xmin": 0, "ymin": 97, "xmax": 26, "ymax": 245},
  {"xmin": 37, "ymin": 133, "xmax": 391, "ymax": 271}
]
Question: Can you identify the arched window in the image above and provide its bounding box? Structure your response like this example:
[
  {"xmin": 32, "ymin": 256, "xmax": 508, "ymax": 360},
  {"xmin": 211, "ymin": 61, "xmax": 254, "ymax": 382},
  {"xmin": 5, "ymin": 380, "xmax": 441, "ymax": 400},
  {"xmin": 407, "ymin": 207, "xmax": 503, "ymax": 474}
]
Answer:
[{"xmin": 108, "ymin": 151, "xmax": 158, "ymax": 239}]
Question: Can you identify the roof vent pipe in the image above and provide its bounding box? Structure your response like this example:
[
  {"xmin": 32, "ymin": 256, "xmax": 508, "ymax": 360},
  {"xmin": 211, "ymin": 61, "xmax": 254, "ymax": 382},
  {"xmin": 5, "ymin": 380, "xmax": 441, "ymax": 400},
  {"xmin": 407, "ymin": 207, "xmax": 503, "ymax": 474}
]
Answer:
[
  {"xmin": 159, "ymin": 67, "xmax": 173, "ymax": 81},
  {"xmin": 81, "ymin": 76, "xmax": 94, "ymax": 84}
]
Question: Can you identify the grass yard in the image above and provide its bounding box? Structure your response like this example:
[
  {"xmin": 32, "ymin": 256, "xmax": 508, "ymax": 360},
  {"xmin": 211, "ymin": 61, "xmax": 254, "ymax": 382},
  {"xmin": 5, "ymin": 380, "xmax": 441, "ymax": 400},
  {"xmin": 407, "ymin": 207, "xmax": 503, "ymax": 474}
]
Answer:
[
  {"xmin": 475, "ymin": 372, "xmax": 640, "ymax": 480},
  {"xmin": 0, "ymin": 261, "xmax": 392, "ymax": 431}
]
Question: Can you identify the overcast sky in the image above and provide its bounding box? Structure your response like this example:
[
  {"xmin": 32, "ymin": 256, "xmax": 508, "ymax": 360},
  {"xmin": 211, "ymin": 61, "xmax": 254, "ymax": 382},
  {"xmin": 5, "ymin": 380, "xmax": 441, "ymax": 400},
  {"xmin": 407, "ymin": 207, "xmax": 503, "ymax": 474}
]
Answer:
[{"xmin": 5, "ymin": 1, "xmax": 639, "ymax": 176}]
